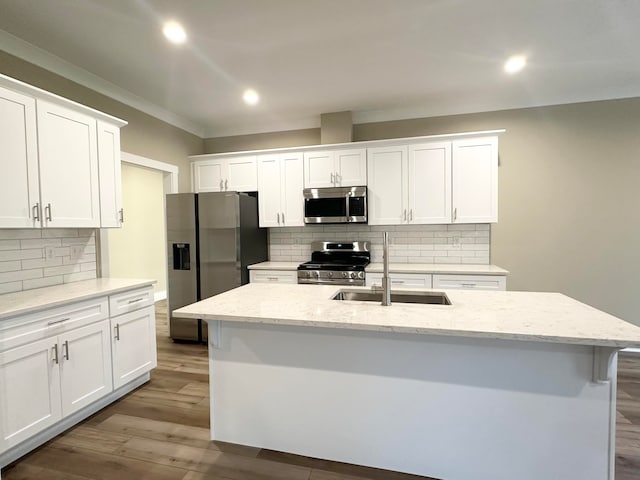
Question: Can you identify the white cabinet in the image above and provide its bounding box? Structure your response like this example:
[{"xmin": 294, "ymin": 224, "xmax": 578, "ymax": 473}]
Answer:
[
  {"xmin": 452, "ymin": 136, "xmax": 498, "ymax": 223},
  {"xmin": 366, "ymin": 272, "xmax": 433, "ymax": 288},
  {"xmin": 432, "ymin": 274, "xmax": 506, "ymax": 291},
  {"xmin": 97, "ymin": 121, "xmax": 123, "ymax": 228},
  {"xmin": 0, "ymin": 75, "xmax": 127, "ymax": 229},
  {"xmin": 304, "ymin": 148, "xmax": 367, "ymax": 188},
  {"xmin": 257, "ymin": 152, "xmax": 304, "ymax": 228},
  {"xmin": 367, "ymin": 145, "xmax": 407, "ymax": 225},
  {"xmin": 408, "ymin": 142, "xmax": 452, "ymax": 224},
  {"xmin": 0, "ymin": 337, "xmax": 62, "ymax": 451},
  {"xmin": 110, "ymin": 306, "xmax": 157, "ymax": 389},
  {"xmin": 249, "ymin": 270, "xmax": 298, "ymax": 284},
  {"xmin": 192, "ymin": 155, "xmax": 258, "ymax": 193},
  {"xmin": 37, "ymin": 100, "xmax": 101, "ymax": 228},
  {"xmin": 0, "ymin": 86, "xmax": 40, "ymax": 228},
  {"xmin": 59, "ymin": 320, "xmax": 113, "ymax": 416}
]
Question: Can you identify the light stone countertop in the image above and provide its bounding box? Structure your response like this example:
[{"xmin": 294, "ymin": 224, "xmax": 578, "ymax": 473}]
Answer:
[
  {"xmin": 173, "ymin": 283, "xmax": 640, "ymax": 348},
  {"xmin": 0, "ymin": 278, "xmax": 156, "ymax": 320},
  {"xmin": 248, "ymin": 261, "xmax": 508, "ymax": 275},
  {"xmin": 247, "ymin": 261, "xmax": 302, "ymax": 270}
]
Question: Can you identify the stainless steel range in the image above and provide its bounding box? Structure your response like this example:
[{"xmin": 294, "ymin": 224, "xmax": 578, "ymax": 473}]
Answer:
[{"xmin": 297, "ymin": 241, "xmax": 370, "ymax": 286}]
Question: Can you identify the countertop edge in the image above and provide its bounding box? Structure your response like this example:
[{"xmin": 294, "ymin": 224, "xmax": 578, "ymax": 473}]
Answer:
[
  {"xmin": 248, "ymin": 261, "xmax": 509, "ymax": 275},
  {"xmin": 0, "ymin": 278, "xmax": 156, "ymax": 320}
]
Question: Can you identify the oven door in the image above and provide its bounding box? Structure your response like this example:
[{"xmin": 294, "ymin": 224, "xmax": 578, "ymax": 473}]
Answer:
[{"xmin": 303, "ymin": 186, "xmax": 367, "ymax": 224}]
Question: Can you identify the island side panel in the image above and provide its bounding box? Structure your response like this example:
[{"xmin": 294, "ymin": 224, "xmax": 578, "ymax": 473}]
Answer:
[{"xmin": 207, "ymin": 321, "xmax": 615, "ymax": 480}]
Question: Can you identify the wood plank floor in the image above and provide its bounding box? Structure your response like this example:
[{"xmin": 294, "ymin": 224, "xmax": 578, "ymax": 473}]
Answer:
[{"xmin": 3, "ymin": 301, "xmax": 639, "ymax": 479}]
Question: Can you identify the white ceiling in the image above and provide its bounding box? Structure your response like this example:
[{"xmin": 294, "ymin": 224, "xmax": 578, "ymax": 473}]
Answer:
[{"xmin": 1, "ymin": 0, "xmax": 639, "ymax": 138}]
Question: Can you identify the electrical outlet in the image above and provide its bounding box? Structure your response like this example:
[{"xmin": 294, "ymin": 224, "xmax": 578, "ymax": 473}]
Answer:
[
  {"xmin": 70, "ymin": 245, "xmax": 83, "ymax": 260},
  {"xmin": 44, "ymin": 246, "xmax": 55, "ymax": 260},
  {"xmin": 451, "ymin": 237, "xmax": 461, "ymax": 249}
]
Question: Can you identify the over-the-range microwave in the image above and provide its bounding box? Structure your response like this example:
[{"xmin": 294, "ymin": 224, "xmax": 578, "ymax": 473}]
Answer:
[{"xmin": 303, "ymin": 186, "xmax": 367, "ymax": 224}]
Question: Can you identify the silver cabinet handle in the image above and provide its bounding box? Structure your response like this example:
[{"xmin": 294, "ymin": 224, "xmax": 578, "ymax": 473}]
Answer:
[
  {"xmin": 277, "ymin": 212, "xmax": 280, "ymax": 225},
  {"xmin": 115, "ymin": 324, "xmax": 120, "ymax": 341},
  {"xmin": 409, "ymin": 209, "xmax": 413, "ymax": 221},
  {"xmin": 119, "ymin": 208, "xmax": 124, "ymax": 223},
  {"xmin": 128, "ymin": 298, "xmax": 143, "ymax": 304},
  {"xmin": 403, "ymin": 209, "xmax": 407, "ymax": 221},
  {"xmin": 281, "ymin": 212, "xmax": 285, "ymax": 224},
  {"xmin": 52, "ymin": 344, "xmax": 59, "ymax": 364},
  {"xmin": 461, "ymin": 283, "xmax": 476, "ymax": 288},
  {"xmin": 47, "ymin": 317, "xmax": 70, "ymax": 326},
  {"xmin": 33, "ymin": 203, "xmax": 40, "ymax": 221},
  {"xmin": 45, "ymin": 203, "xmax": 53, "ymax": 222},
  {"xmin": 335, "ymin": 172, "xmax": 340, "ymax": 185},
  {"xmin": 391, "ymin": 280, "xmax": 405, "ymax": 284},
  {"xmin": 225, "ymin": 179, "xmax": 228, "ymax": 191},
  {"xmin": 220, "ymin": 179, "xmax": 224, "ymax": 190},
  {"xmin": 453, "ymin": 207, "xmax": 458, "ymax": 222},
  {"xmin": 267, "ymin": 277, "xmax": 279, "ymax": 281},
  {"xmin": 331, "ymin": 172, "xmax": 335, "ymax": 185},
  {"xmin": 63, "ymin": 340, "xmax": 70, "ymax": 360}
]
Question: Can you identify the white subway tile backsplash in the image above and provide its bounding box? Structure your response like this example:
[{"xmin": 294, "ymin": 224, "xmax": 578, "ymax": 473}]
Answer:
[
  {"xmin": 0, "ymin": 229, "xmax": 98, "ymax": 294},
  {"xmin": 269, "ymin": 224, "xmax": 491, "ymax": 264}
]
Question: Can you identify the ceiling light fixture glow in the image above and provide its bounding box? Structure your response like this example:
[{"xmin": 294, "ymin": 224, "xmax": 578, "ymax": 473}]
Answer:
[
  {"xmin": 243, "ymin": 89, "xmax": 259, "ymax": 105},
  {"xmin": 163, "ymin": 21, "xmax": 187, "ymax": 44},
  {"xmin": 504, "ymin": 55, "xmax": 526, "ymax": 74}
]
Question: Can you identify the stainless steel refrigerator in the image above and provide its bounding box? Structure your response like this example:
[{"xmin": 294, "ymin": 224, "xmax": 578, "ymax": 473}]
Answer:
[{"xmin": 166, "ymin": 192, "xmax": 268, "ymax": 342}]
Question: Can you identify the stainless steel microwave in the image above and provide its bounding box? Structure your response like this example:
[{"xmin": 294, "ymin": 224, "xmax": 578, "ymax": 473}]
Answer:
[{"xmin": 303, "ymin": 186, "xmax": 367, "ymax": 224}]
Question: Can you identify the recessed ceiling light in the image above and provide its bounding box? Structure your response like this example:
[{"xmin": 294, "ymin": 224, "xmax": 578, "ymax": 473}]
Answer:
[
  {"xmin": 163, "ymin": 21, "xmax": 187, "ymax": 44},
  {"xmin": 243, "ymin": 89, "xmax": 259, "ymax": 105},
  {"xmin": 504, "ymin": 55, "xmax": 526, "ymax": 74}
]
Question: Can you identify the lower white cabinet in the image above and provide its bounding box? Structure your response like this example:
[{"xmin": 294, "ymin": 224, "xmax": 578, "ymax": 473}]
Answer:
[
  {"xmin": 0, "ymin": 284, "xmax": 156, "ymax": 463},
  {"xmin": 433, "ymin": 274, "xmax": 506, "ymax": 291},
  {"xmin": 249, "ymin": 270, "xmax": 297, "ymax": 284},
  {"xmin": 111, "ymin": 306, "xmax": 157, "ymax": 389},
  {"xmin": 366, "ymin": 273, "xmax": 433, "ymax": 288}
]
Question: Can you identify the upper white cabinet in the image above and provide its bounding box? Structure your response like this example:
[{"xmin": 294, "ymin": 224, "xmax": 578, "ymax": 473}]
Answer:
[
  {"xmin": 0, "ymin": 85, "xmax": 40, "ymax": 228},
  {"xmin": 191, "ymin": 155, "xmax": 257, "ymax": 192},
  {"xmin": 304, "ymin": 148, "xmax": 367, "ymax": 188},
  {"xmin": 0, "ymin": 74, "xmax": 127, "ymax": 229},
  {"xmin": 452, "ymin": 136, "xmax": 498, "ymax": 223},
  {"xmin": 257, "ymin": 152, "xmax": 304, "ymax": 228},
  {"xmin": 368, "ymin": 137, "xmax": 497, "ymax": 226}
]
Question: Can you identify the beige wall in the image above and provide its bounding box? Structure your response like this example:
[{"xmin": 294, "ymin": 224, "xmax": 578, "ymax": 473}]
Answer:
[
  {"xmin": 0, "ymin": 51, "xmax": 203, "ymax": 192},
  {"xmin": 202, "ymin": 99, "xmax": 640, "ymax": 326},
  {"xmin": 204, "ymin": 128, "xmax": 320, "ymax": 153},
  {"xmin": 108, "ymin": 164, "xmax": 166, "ymax": 293}
]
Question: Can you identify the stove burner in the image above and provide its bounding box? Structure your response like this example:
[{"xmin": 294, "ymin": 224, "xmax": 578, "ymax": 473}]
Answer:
[{"xmin": 297, "ymin": 241, "xmax": 370, "ymax": 286}]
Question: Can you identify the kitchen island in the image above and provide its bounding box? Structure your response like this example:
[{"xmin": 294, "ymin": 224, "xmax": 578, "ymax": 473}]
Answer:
[{"xmin": 173, "ymin": 283, "xmax": 640, "ymax": 480}]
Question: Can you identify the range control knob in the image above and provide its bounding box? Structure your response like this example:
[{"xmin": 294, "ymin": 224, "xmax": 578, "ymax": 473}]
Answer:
[
  {"xmin": 349, "ymin": 272, "xmax": 356, "ymax": 279},
  {"xmin": 358, "ymin": 271, "xmax": 365, "ymax": 279},
  {"xmin": 313, "ymin": 271, "xmax": 319, "ymax": 278},
  {"xmin": 342, "ymin": 272, "xmax": 348, "ymax": 278},
  {"xmin": 328, "ymin": 271, "xmax": 333, "ymax": 277}
]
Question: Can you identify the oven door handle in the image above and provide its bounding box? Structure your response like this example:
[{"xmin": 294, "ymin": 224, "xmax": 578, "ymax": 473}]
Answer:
[{"xmin": 345, "ymin": 193, "xmax": 350, "ymax": 220}]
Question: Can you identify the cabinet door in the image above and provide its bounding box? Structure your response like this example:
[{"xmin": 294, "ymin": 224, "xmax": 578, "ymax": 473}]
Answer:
[
  {"xmin": 367, "ymin": 146, "xmax": 408, "ymax": 225},
  {"xmin": 226, "ymin": 155, "xmax": 257, "ymax": 191},
  {"xmin": 0, "ymin": 337, "xmax": 62, "ymax": 451},
  {"xmin": 0, "ymin": 87, "xmax": 41, "ymax": 228},
  {"xmin": 37, "ymin": 100, "xmax": 100, "ymax": 228},
  {"xmin": 257, "ymin": 154, "xmax": 282, "ymax": 227},
  {"xmin": 366, "ymin": 273, "xmax": 432, "ymax": 288},
  {"xmin": 97, "ymin": 121, "xmax": 123, "ymax": 228},
  {"xmin": 111, "ymin": 306, "xmax": 157, "ymax": 390},
  {"xmin": 59, "ymin": 320, "xmax": 113, "ymax": 416},
  {"xmin": 249, "ymin": 270, "xmax": 298, "ymax": 284},
  {"xmin": 280, "ymin": 152, "xmax": 304, "ymax": 227},
  {"xmin": 335, "ymin": 149, "xmax": 367, "ymax": 187},
  {"xmin": 432, "ymin": 274, "xmax": 506, "ymax": 291},
  {"xmin": 304, "ymin": 151, "xmax": 334, "ymax": 188},
  {"xmin": 452, "ymin": 136, "xmax": 498, "ymax": 223},
  {"xmin": 408, "ymin": 142, "xmax": 451, "ymax": 224},
  {"xmin": 192, "ymin": 159, "xmax": 224, "ymax": 192}
]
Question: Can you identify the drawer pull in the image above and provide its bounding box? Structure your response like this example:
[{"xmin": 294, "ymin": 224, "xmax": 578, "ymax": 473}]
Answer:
[
  {"xmin": 267, "ymin": 277, "xmax": 279, "ymax": 281},
  {"xmin": 48, "ymin": 317, "xmax": 70, "ymax": 326},
  {"xmin": 391, "ymin": 280, "xmax": 405, "ymax": 284},
  {"xmin": 128, "ymin": 298, "xmax": 144, "ymax": 304},
  {"xmin": 63, "ymin": 340, "xmax": 70, "ymax": 360},
  {"xmin": 115, "ymin": 323, "xmax": 120, "ymax": 341},
  {"xmin": 461, "ymin": 283, "xmax": 476, "ymax": 288},
  {"xmin": 52, "ymin": 344, "xmax": 59, "ymax": 364}
]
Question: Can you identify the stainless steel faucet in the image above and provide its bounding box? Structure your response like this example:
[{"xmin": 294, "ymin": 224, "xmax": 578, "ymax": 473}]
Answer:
[{"xmin": 381, "ymin": 231, "xmax": 391, "ymax": 306}]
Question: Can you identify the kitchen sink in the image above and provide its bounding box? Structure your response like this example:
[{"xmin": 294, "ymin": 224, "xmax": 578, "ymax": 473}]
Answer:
[{"xmin": 331, "ymin": 289, "xmax": 451, "ymax": 305}]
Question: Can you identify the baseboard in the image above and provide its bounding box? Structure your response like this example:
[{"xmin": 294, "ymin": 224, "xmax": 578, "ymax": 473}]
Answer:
[
  {"xmin": 622, "ymin": 347, "xmax": 640, "ymax": 354},
  {"xmin": 154, "ymin": 290, "xmax": 167, "ymax": 302},
  {"xmin": 0, "ymin": 373, "xmax": 151, "ymax": 473}
]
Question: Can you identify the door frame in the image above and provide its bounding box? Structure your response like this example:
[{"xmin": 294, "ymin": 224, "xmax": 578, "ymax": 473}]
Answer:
[{"xmin": 97, "ymin": 152, "xmax": 179, "ymax": 301}]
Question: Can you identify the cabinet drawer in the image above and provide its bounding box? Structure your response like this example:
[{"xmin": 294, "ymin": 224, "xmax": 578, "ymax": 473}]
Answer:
[
  {"xmin": 109, "ymin": 286, "xmax": 154, "ymax": 317},
  {"xmin": 0, "ymin": 298, "xmax": 109, "ymax": 352},
  {"xmin": 366, "ymin": 273, "xmax": 433, "ymax": 288},
  {"xmin": 432, "ymin": 274, "xmax": 506, "ymax": 291},
  {"xmin": 249, "ymin": 270, "xmax": 297, "ymax": 284}
]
